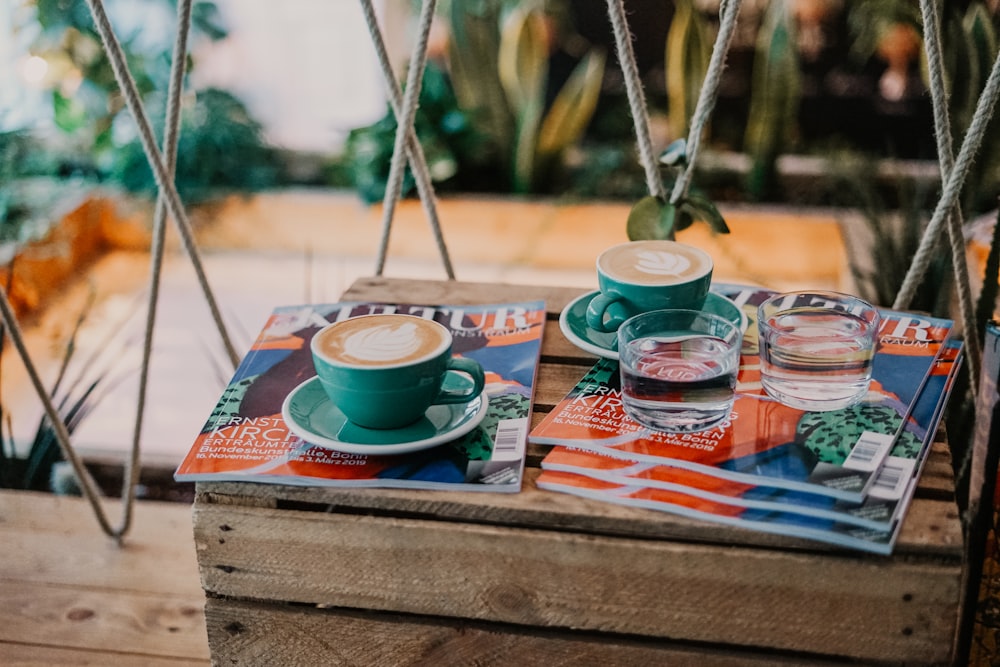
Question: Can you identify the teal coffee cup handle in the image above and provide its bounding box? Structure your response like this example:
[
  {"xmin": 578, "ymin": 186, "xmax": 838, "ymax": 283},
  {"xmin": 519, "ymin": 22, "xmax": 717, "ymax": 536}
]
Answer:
[
  {"xmin": 436, "ymin": 357, "xmax": 486, "ymax": 404},
  {"xmin": 585, "ymin": 293, "xmax": 633, "ymax": 333}
]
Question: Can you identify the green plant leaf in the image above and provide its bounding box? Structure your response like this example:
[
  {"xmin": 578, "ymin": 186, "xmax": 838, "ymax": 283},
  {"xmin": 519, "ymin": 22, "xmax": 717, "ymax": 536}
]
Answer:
[
  {"xmin": 537, "ymin": 48, "xmax": 606, "ymax": 157},
  {"xmin": 744, "ymin": 0, "xmax": 800, "ymax": 200},
  {"xmin": 665, "ymin": 0, "xmax": 710, "ymax": 141},
  {"xmin": 679, "ymin": 192, "xmax": 730, "ymax": 234},
  {"xmin": 626, "ymin": 195, "xmax": 676, "ymax": 241},
  {"xmin": 498, "ymin": 6, "xmax": 547, "ymax": 113}
]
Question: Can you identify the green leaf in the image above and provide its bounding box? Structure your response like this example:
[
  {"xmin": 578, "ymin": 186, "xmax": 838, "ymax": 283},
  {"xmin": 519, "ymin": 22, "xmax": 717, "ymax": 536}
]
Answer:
[
  {"xmin": 498, "ymin": 6, "xmax": 547, "ymax": 113},
  {"xmin": 665, "ymin": 0, "xmax": 710, "ymax": 141},
  {"xmin": 679, "ymin": 192, "xmax": 730, "ymax": 234},
  {"xmin": 537, "ymin": 48, "xmax": 606, "ymax": 156},
  {"xmin": 52, "ymin": 90, "xmax": 87, "ymax": 133},
  {"xmin": 626, "ymin": 196, "xmax": 676, "ymax": 241}
]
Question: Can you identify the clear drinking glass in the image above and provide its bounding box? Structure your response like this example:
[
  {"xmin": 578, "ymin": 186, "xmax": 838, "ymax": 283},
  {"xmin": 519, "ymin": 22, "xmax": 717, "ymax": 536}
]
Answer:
[
  {"xmin": 757, "ymin": 291, "xmax": 880, "ymax": 412},
  {"xmin": 617, "ymin": 309, "xmax": 743, "ymax": 432}
]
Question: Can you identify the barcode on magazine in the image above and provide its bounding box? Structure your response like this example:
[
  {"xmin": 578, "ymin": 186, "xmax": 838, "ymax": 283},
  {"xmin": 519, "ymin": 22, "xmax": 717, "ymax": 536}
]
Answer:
[
  {"xmin": 842, "ymin": 432, "xmax": 894, "ymax": 472},
  {"xmin": 866, "ymin": 456, "xmax": 917, "ymax": 500},
  {"xmin": 491, "ymin": 417, "xmax": 528, "ymax": 462}
]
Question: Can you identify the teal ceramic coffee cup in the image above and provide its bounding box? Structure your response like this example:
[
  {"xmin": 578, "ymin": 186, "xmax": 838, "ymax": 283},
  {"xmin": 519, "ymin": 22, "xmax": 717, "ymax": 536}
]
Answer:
[
  {"xmin": 310, "ymin": 314, "xmax": 485, "ymax": 429},
  {"xmin": 585, "ymin": 240, "xmax": 714, "ymax": 333}
]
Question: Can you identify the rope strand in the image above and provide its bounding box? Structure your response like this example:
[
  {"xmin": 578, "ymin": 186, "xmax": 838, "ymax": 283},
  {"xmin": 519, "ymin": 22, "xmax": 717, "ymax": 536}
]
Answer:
[
  {"xmin": 606, "ymin": 0, "xmax": 666, "ymax": 201},
  {"xmin": 911, "ymin": 0, "xmax": 981, "ymax": 388},
  {"xmin": 671, "ymin": 0, "xmax": 742, "ymax": 204},
  {"xmin": 360, "ymin": 0, "xmax": 455, "ymax": 279},
  {"xmin": 373, "ymin": 0, "xmax": 438, "ymax": 276},
  {"xmin": 83, "ymin": 0, "xmax": 238, "ymax": 368}
]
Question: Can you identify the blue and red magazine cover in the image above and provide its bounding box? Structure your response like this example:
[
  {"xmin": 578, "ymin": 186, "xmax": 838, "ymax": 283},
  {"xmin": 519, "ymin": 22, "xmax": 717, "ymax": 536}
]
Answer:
[
  {"xmin": 530, "ymin": 284, "xmax": 954, "ymax": 502},
  {"xmin": 541, "ymin": 340, "xmax": 962, "ymax": 534},
  {"xmin": 175, "ymin": 300, "xmax": 545, "ymax": 492}
]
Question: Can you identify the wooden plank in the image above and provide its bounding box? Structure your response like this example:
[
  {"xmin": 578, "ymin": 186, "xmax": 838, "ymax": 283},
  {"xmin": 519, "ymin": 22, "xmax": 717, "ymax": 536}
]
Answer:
[
  {"xmin": 197, "ymin": 464, "xmax": 964, "ymax": 557},
  {"xmin": 0, "ymin": 644, "xmax": 207, "ymax": 666},
  {"xmin": 340, "ymin": 276, "xmax": 585, "ymax": 313},
  {"xmin": 0, "ymin": 581, "xmax": 209, "ymax": 662},
  {"xmin": 0, "ymin": 491, "xmax": 210, "ymax": 662},
  {"xmin": 194, "ymin": 503, "xmax": 960, "ymax": 663},
  {"xmin": 205, "ymin": 596, "xmax": 842, "ymax": 666},
  {"xmin": 0, "ymin": 491, "xmax": 201, "ymax": 595}
]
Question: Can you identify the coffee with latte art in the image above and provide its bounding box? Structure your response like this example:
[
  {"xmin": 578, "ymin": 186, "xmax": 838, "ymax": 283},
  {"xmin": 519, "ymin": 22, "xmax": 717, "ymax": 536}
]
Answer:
[
  {"xmin": 597, "ymin": 240, "xmax": 712, "ymax": 285},
  {"xmin": 314, "ymin": 314, "xmax": 449, "ymax": 367}
]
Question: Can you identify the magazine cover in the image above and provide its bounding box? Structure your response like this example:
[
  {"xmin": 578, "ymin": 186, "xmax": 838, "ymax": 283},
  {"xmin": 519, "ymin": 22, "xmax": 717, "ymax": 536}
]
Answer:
[
  {"xmin": 174, "ymin": 300, "xmax": 545, "ymax": 492},
  {"xmin": 535, "ymin": 469, "xmax": 896, "ymax": 555},
  {"xmin": 541, "ymin": 340, "xmax": 962, "ymax": 531},
  {"xmin": 531, "ymin": 284, "xmax": 953, "ymax": 501}
]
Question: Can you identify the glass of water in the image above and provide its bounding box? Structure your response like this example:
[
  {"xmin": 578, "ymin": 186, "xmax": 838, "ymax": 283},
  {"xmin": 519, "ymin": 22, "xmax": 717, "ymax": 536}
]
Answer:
[
  {"xmin": 757, "ymin": 291, "xmax": 880, "ymax": 412},
  {"xmin": 618, "ymin": 309, "xmax": 743, "ymax": 432}
]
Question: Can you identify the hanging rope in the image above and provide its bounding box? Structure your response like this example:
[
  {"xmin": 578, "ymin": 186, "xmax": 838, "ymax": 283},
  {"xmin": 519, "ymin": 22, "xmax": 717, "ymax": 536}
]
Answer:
[
  {"xmin": 671, "ymin": 0, "xmax": 741, "ymax": 204},
  {"xmin": 892, "ymin": 39, "xmax": 1000, "ymax": 359},
  {"xmin": 605, "ymin": 0, "xmax": 666, "ymax": 201},
  {"xmin": 906, "ymin": 0, "xmax": 982, "ymax": 389},
  {"xmin": 83, "ymin": 0, "xmax": 238, "ymax": 368},
  {"xmin": 360, "ymin": 0, "xmax": 455, "ymax": 279},
  {"xmin": 118, "ymin": 0, "xmax": 194, "ymax": 538},
  {"xmin": 371, "ymin": 0, "xmax": 439, "ymax": 277},
  {"xmin": 0, "ymin": 0, "xmax": 197, "ymax": 541}
]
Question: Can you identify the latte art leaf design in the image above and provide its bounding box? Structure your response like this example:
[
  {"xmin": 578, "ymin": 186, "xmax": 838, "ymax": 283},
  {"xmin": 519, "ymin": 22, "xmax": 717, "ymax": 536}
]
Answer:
[
  {"xmin": 344, "ymin": 323, "xmax": 422, "ymax": 362},
  {"xmin": 635, "ymin": 250, "xmax": 691, "ymax": 276}
]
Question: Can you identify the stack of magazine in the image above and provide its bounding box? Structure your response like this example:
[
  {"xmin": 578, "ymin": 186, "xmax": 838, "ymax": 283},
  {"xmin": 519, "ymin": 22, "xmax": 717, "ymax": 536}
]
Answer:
[
  {"xmin": 174, "ymin": 300, "xmax": 546, "ymax": 493},
  {"xmin": 529, "ymin": 284, "xmax": 963, "ymax": 555}
]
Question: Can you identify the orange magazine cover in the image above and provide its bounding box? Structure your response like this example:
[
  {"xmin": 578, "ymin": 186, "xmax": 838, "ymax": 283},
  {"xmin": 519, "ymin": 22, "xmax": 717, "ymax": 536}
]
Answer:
[
  {"xmin": 541, "ymin": 340, "xmax": 962, "ymax": 531},
  {"xmin": 531, "ymin": 284, "xmax": 953, "ymax": 502},
  {"xmin": 535, "ymin": 469, "xmax": 897, "ymax": 555},
  {"xmin": 175, "ymin": 300, "xmax": 545, "ymax": 492}
]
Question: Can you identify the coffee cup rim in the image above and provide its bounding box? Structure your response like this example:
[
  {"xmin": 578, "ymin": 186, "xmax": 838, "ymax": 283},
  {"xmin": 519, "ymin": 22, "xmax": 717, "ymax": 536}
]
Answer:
[
  {"xmin": 596, "ymin": 240, "xmax": 713, "ymax": 284},
  {"xmin": 311, "ymin": 313, "xmax": 452, "ymax": 369}
]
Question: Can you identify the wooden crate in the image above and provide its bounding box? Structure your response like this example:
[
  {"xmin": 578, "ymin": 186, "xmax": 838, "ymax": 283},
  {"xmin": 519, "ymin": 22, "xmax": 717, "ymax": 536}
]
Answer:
[{"xmin": 193, "ymin": 278, "xmax": 964, "ymax": 665}]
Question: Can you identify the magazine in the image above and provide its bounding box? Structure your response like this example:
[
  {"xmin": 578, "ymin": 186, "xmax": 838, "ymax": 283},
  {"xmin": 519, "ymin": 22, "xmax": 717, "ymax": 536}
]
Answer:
[
  {"xmin": 530, "ymin": 284, "xmax": 954, "ymax": 502},
  {"xmin": 174, "ymin": 300, "xmax": 546, "ymax": 492},
  {"xmin": 535, "ymin": 469, "xmax": 898, "ymax": 554},
  {"xmin": 540, "ymin": 340, "xmax": 962, "ymax": 531}
]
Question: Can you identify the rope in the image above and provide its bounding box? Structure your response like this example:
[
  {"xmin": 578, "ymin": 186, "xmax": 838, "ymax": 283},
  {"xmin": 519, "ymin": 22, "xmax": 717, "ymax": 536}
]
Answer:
[
  {"xmin": 670, "ymin": 0, "xmax": 742, "ymax": 204},
  {"xmin": 118, "ymin": 0, "xmax": 194, "ymax": 538},
  {"xmin": 83, "ymin": 0, "xmax": 238, "ymax": 368},
  {"xmin": 360, "ymin": 0, "xmax": 455, "ymax": 279},
  {"xmin": 0, "ymin": 0, "xmax": 198, "ymax": 541},
  {"xmin": 372, "ymin": 0, "xmax": 438, "ymax": 276},
  {"xmin": 892, "ymin": 43, "xmax": 1000, "ymax": 353},
  {"xmin": 605, "ymin": 0, "xmax": 666, "ymax": 201},
  {"xmin": 907, "ymin": 0, "xmax": 981, "ymax": 389},
  {"xmin": 0, "ymin": 289, "xmax": 114, "ymax": 535}
]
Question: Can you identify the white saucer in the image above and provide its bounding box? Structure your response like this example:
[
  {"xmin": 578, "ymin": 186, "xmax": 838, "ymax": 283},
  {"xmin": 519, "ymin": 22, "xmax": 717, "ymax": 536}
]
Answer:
[
  {"xmin": 281, "ymin": 376, "xmax": 489, "ymax": 455},
  {"xmin": 558, "ymin": 290, "xmax": 749, "ymax": 360}
]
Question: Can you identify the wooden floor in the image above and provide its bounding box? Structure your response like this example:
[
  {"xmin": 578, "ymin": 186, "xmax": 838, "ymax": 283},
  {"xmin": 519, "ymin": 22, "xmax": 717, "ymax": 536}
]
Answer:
[{"xmin": 0, "ymin": 490, "xmax": 209, "ymax": 665}]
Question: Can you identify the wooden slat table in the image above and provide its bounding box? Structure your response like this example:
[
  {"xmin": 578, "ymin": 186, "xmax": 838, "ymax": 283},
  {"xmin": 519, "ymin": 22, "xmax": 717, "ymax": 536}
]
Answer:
[{"xmin": 193, "ymin": 277, "xmax": 964, "ymax": 665}]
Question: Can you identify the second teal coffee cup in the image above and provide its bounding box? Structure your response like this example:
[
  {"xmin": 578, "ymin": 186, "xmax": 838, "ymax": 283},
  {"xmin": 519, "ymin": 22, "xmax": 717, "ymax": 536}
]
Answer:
[
  {"xmin": 311, "ymin": 314, "xmax": 485, "ymax": 429},
  {"xmin": 585, "ymin": 240, "xmax": 714, "ymax": 333}
]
